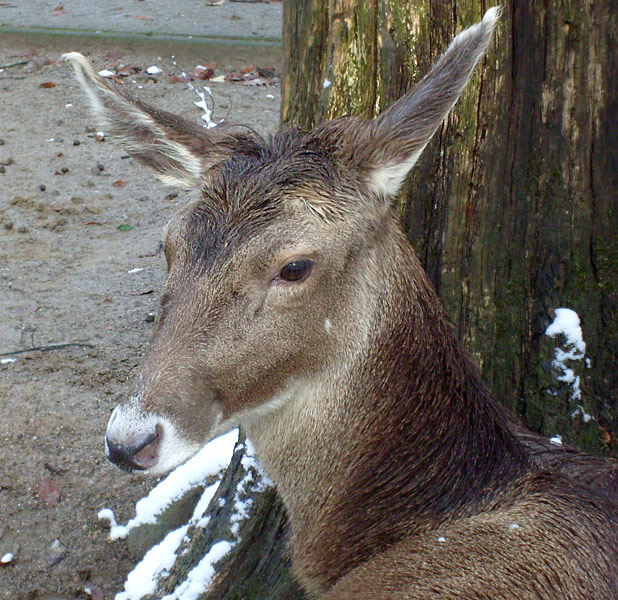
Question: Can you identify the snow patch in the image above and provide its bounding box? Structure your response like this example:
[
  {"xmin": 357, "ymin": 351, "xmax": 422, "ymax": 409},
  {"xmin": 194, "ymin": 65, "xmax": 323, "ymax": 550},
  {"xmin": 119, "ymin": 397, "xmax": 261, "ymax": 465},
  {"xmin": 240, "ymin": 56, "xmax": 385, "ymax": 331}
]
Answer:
[
  {"xmin": 188, "ymin": 83, "xmax": 218, "ymax": 129},
  {"xmin": 545, "ymin": 307, "xmax": 589, "ymax": 407},
  {"xmin": 1, "ymin": 357, "xmax": 17, "ymax": 364},
  {"xmin": 0, "ymin": 553, "xmax": 13, "ymax": 564},
  {"xmin": 146, "ymin": 65, "xmax": 163, "ymax": 76},
  {"xmin": 98, "ymin": 69, "xmax": 114, "ymax": 78},
  {"xmin": 115, "ymin": 525, "xmax": 189, "ymax": 600},
  {"xmin": 571, "ymin": 405, "xmax": 592, "ymax": 423},
  {"xmin": 161, "ymin": 541, "xmax": 233, "ymax": 600},
  {"xmin": 549, "ymin": 435, "xmax": 563, "ymax": 446}
]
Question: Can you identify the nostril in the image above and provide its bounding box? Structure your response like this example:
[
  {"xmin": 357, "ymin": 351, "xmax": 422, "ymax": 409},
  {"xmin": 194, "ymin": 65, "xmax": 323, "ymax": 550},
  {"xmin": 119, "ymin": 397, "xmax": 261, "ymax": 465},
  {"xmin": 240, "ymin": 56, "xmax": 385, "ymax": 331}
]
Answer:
[
  {"xmin": 132, "ymin": 430, "xmax": 161, "ymax": 470},
  {"xmin": 105, "ymin": 430, "xmax": 159, "ymax": 472}
]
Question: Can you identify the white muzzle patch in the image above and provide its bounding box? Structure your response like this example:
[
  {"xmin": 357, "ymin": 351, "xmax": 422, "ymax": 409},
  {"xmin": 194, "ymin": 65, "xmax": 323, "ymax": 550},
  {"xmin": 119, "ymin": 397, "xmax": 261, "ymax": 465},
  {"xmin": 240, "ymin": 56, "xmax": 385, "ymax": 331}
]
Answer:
[{"xmin": 106, "ymin": 400, "xmax": 202, "ymax": 476}]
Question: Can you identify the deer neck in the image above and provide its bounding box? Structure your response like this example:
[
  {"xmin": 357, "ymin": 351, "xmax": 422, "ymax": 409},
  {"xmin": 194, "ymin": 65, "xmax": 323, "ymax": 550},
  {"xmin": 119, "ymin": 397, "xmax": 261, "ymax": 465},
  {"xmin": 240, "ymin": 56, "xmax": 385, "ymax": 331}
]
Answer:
[{"xmin": 243, "ymin": 221, "xmax": 528, "ymax": 594}]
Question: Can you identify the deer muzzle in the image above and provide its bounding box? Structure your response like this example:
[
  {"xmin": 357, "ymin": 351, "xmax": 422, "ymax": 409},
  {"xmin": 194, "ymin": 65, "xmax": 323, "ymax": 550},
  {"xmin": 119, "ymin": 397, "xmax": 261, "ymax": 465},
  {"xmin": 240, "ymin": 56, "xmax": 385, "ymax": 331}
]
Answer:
[{"xmin": 105, "ymin": 400, "xmax": 204, "ymax": 476}]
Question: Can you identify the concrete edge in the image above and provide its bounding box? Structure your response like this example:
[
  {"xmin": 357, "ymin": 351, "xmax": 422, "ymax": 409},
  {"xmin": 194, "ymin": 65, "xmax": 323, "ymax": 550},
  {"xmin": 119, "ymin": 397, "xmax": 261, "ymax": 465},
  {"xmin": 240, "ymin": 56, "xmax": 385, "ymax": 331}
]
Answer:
[{"xmin": 0, "ymin": 25, "xmax": 281, "ymax": 47}]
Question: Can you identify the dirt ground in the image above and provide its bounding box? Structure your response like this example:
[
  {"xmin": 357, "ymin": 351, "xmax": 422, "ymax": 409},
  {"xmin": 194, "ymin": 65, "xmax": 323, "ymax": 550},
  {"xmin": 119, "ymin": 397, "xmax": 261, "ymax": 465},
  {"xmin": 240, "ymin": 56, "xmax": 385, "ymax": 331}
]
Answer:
[{"xmin": 0, "ymin": 37, "xmax": 280, "ymax": 599}]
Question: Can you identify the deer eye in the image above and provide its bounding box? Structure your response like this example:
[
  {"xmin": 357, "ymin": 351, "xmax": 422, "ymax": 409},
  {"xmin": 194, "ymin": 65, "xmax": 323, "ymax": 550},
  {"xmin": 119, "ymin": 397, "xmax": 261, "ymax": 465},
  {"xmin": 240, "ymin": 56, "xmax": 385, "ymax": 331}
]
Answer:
[{"xmin": 278, "ymin": 259, "xmax": 314, "ymax": 283}]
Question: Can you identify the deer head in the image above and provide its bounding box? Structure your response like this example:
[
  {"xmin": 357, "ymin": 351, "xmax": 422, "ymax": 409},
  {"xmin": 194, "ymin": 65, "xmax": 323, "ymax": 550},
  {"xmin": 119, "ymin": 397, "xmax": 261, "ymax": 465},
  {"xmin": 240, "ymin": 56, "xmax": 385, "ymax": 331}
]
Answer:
[{"xmin": 65, "ymin": 7, "xmax": 500, "ymax": 477}]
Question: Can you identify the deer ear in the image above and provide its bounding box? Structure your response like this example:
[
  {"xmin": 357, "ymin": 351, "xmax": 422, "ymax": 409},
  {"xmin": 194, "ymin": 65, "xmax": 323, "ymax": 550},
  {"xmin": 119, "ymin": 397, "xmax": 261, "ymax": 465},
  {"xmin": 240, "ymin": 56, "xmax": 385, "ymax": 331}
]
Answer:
[
  {"xmin": 355, "ymin": 7, "xmax": 501, "ymax": 198},
  {"xmin": 63, "ymin": 52, "xmax": 238, "ymax": 189}
]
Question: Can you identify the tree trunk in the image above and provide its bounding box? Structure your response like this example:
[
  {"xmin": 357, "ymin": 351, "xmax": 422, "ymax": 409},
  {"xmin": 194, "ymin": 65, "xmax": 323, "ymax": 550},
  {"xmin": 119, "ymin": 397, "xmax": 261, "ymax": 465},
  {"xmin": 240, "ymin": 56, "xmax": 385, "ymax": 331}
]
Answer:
[
  {"xmin": 149, "ymin": 432, "xmax": 305, "ymax": 600},
  {"xmin": 283, "ymin": 0, "xmax": 618, "ymax": 455}
]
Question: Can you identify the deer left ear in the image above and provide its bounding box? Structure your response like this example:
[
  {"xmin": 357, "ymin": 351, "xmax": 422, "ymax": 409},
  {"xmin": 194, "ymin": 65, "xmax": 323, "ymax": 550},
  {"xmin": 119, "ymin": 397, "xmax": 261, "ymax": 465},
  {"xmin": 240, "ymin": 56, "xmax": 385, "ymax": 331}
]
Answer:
[
  {"xmin": 353, "ymin": 7, "xmax": 501, "ymax": 198},
  {"xmin": 63, "ymin": 52, "xmax": 244, "ymax": 189}
]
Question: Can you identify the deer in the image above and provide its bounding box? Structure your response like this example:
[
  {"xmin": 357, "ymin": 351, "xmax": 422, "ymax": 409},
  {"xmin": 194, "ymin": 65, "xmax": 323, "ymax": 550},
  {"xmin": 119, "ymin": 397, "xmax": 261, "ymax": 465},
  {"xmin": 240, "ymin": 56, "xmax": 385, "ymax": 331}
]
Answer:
[{"xmin": 65, "ymin": 7, "xmax": 618, "ymax": 599}]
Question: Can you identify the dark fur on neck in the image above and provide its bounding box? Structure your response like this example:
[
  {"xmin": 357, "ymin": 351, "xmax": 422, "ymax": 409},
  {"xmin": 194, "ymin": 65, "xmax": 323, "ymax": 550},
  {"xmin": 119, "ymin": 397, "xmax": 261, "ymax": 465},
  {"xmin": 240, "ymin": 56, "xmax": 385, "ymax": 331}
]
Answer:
[{"xmin": 292, "ymin": 227, "xmax": 531, "ymax": 591}]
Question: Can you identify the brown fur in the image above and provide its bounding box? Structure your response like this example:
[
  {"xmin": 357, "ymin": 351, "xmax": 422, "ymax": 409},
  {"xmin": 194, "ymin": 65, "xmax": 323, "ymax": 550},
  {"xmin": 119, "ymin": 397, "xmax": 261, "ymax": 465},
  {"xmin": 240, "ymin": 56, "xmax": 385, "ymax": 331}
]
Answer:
[{"xmin": 65, "ymin": 8, "xmax": 618, "ymax": 599}]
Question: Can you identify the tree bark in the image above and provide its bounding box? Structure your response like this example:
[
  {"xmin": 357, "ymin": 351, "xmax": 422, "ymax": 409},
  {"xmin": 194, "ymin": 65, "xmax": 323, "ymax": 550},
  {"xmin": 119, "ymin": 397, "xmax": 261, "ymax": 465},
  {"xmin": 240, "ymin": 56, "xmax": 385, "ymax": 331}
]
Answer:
[
  {"xmin": 149, "ymin": 432, "xmax": 305, "ymax": 600},
  {"xmin": 283, "ymin": 0, "xmax": 618, "ymax": 455}
]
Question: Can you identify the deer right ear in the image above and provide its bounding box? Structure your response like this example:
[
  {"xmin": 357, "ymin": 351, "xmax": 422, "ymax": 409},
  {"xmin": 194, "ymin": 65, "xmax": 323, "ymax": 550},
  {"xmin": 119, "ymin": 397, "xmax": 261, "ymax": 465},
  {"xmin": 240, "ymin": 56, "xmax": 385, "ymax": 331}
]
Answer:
[
  {"xmin": 63, "ymin": 52, "xmax": 240, "ymax": 189},
  {"xmin": 351, "ymin": 7, "xmax": 501, "ymax": 199}
]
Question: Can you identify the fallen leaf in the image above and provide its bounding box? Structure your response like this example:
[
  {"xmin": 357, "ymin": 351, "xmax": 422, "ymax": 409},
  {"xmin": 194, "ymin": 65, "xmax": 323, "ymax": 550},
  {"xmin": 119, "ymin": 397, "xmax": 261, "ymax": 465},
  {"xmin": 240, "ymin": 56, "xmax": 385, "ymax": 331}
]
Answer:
[
  {"xmin": 239, "ymin": 64, "xmax": 255, "ymax": 74},
  {"xmin": 188, "ymin": 64, "xmax": 215, "ymax": 80},
  {"xmin": 40, "ymin": 82, "xmax": 57, "ymax": 88},
  {"xmin": 54, "ymin": 4, "xmax": 64, "ymax": 9},
  {"xmin": 116, "ymin": 65, "xmax": 139, "ymax": 77},
  {"xmin": 129, "ymin": 289, "xmax": 154, "ymax": 296},
  {"xmin": 85, "ymin": 221, "xmax": 103, "ymax": 226},
  {"xmin": 599, "ymin": 425, "xmax": 614, "ymax": 446},
  {"xmin": 169, "ymin": 75, "xmax": 186, "ymax": 84},
  {"xmin": 38, "ymin": 478, "xmax": 61, "ymax": 506},
  {"xmin": 257, "ymin": 66, "xmax": 278, "ymax": 78},
  {"xmin": 104, "ymin": 50, "xmax": 124, "ymax": 60},
  {"xmin": 117, "ymin": 224, "xmax": 133, "ymax": 231},
  {"xmin": 112, "ymin": 179, "xmax": 127, "ymax": 188},
  {"xmin": 34, "ymin": 55, "xmax": 55, "ymax": 66},
  {"xmin": 133, "ymin": 14, "xmax": 153, "ymax": 20}
]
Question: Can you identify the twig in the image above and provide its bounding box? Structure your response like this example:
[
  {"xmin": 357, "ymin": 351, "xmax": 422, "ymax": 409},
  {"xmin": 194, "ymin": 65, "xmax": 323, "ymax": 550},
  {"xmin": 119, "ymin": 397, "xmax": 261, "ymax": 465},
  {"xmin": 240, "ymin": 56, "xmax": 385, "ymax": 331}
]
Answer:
[
  {"xmin": 0, "ymin": 342, "xmax": 95, "ymax": 357},
  {"xmin": 0, "ymin": 60, "xmax": 28, "ymax": 70}
]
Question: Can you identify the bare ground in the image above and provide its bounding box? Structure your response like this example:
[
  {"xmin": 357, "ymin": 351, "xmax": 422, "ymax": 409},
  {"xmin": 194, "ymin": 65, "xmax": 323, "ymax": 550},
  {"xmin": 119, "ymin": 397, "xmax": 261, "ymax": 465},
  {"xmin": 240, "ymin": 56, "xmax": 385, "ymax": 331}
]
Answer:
[{"xmin": 0, "ymin": 37, "xmax": 279, "ymax": 600}]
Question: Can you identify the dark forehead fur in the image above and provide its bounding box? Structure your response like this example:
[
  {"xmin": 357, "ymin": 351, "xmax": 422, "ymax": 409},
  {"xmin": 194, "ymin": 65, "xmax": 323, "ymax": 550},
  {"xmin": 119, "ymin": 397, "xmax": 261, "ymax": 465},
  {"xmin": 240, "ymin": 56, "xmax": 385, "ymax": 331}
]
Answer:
[{"xmin": 181, "ymin": 125, "xmax": 353, "ymax": 270}]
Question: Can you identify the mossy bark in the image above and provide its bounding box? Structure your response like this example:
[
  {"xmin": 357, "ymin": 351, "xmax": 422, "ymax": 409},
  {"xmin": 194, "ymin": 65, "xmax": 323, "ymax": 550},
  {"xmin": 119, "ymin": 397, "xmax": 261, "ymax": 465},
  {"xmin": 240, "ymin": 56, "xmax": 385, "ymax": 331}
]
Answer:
[{"xmin": 283, "ymin": 0, "xmax": 618, "ymax": 455}]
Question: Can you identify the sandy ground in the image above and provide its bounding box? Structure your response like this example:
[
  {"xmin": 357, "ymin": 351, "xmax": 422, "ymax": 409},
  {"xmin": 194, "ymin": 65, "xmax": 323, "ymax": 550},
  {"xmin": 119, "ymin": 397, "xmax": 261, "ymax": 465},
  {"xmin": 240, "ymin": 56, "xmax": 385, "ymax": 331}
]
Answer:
[{"xmin": 0, "ymin": 38, "xmax": 279, "ymax": 600}]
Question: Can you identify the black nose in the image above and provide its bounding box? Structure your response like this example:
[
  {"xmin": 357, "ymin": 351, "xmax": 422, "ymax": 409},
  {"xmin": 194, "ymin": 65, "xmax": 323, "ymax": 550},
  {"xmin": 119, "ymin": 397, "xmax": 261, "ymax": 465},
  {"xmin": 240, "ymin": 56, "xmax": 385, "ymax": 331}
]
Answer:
[{"xmin": 105, "ymin": 432, "xmax": 158, "ymax": 472}]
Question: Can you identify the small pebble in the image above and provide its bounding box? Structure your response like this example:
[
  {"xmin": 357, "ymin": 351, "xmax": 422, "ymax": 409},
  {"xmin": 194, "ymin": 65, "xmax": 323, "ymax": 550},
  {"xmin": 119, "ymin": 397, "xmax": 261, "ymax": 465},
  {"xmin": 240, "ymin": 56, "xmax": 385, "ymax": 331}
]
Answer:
[
  {"xmin": 96, "ymin": 163, "xmax": 105, "ymax": 172},
  {"xmin": 39, "ymin": 184, "xmax": 46, "ymax": 191},
  {"xmin": 0, "ymin": 166, "xmax": 5, "ymax": 174},
  {"xmin": 17, "ymin": 225, "xmax": 28, "ymax": 234},
  {"xmin": 61, "ymin": 167, "xmax": 69, "ymax": 174},
  {"xmin": 73, "ymin": 139, "xmax": 80, "ymax": 146},
  {"xmin": 0, "ymin": 157, "xmax": 12, "ymax": 166},
  {"xmin": 44, "ymin": 539, "xmax": 67, "ymax": 566},
  {"xmin": 0, "ymin": 138, "xmax": 4, "ymax": 145},
  {"xmin": 145, "ymin": 311, "xmax": 156, "ymax": 323},
  {"xmin": 90, "ymin": 167, "xmax": 100, "ymax": 176},
  {"xmin": 3, "ymin": 222, "xmax": 13, "ymax": 230}
]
